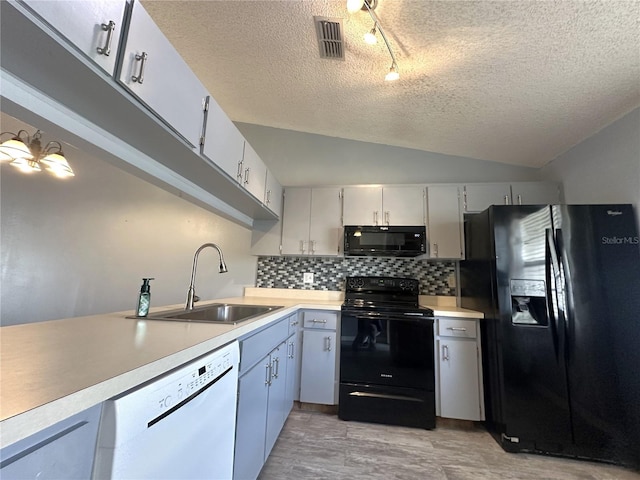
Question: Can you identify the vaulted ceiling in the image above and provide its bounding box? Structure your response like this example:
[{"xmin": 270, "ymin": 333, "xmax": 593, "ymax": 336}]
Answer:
[{"xmin": 142, "ymin": 0, "xmax": 639, "ymax": 168}]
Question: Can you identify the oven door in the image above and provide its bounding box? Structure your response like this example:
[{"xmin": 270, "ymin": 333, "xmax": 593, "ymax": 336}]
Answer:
[{"xmin": 340, "ymin": 309, "xmax": 434, "ymax": 391}]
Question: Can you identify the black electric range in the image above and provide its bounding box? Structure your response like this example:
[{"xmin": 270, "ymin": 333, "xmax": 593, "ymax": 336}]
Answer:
[{"xmin": 338, "ymin": 276, "xmax": 436, "ymax": 429}]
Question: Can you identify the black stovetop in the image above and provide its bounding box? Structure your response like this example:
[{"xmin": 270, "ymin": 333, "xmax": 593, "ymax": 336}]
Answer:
[{"xmin": 342, "ymin": 276, "xmax": 433, "ymax": 316}]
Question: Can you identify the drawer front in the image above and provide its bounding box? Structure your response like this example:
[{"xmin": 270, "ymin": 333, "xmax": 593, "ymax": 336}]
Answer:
[
  {"xmin": 438, "ymin": 318, "xmax": 477, "ymax": 338},
  {"xmin": 302, "ymin": 311, "xmax": 338, "ymax": 330},
  {"xmin": 288, "ymin": 313, "xmax": 300, "ymax": 335},
  {"xmin": 240, "ymin": 317, "xmax": 289, "ymax": 373}
]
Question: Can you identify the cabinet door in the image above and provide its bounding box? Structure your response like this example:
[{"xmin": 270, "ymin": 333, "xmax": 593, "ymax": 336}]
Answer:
[
  {"xmin": 281, "ymin": 188, "xmax": 311, "ymax": 255},
  {"xmin": 463, "ymin": 184, "xmax": 512, "ymax": 212},
  {"xmin": 23, "ymin": 0, "xmax": 126, "ymax": 76},
  {"xmin": 382, "ymin": 186, "xmax": 425, "ymax": 226},
  {"xmin": 427, "ymin": 185, "xmax": 463, "ymax": 259},
  {"xmin": 342, "ymin": 186, "xmax": 382, "ymax": 225},
  {"xmin": 264, "ymin": 171, "xmax": 283, "ymax": 215},
  {"xmin": 309, "ymin": 187, "xmax": 343, "ymax": 256},
  {"xmin": 242, "ymin": 142, "xmax": 267, "ymax": 201},
  {"xmin": 117, "ymin": 1, "xmax": 208, "ymax": 148},
  {"xmin": 438, "ymin": 338, "xmax": 482, "ymax": 420},
  {"xmin": 201, "ymin": 95, "xmax": 245, "ymax": 180},
  {"xmin": 0, "ymin": 404, "xmax": 101, "ymax": 480},
  {"xmin": 265, "ymin": 344, "xmax": 287, "ymax": 460},
  {"xmin": 300, "ymin": 330, "xmax": 337, "ymax": 405},
  {"xmin": 511, "ymin": 182, "xmax": 561, "ymax": 205},
  {"xmin": 234, "ymin": 358, "xmax": 270, "ymax": 480}
]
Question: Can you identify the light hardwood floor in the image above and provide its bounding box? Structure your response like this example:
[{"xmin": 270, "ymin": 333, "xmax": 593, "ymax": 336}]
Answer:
[{"xmin": 258, "ymin": 409, "xmax": 640, "ymax": 480}]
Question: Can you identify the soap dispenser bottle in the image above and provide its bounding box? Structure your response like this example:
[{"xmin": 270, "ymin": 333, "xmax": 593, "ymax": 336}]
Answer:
[{"xmin": 136, "ymin": 278, "xmax": 154, "ymax": 317}]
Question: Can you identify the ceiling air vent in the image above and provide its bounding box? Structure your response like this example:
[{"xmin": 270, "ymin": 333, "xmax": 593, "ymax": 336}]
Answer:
[{"xmin": 314, "ymin": 16, "xmax": 345, "ymax": 60}]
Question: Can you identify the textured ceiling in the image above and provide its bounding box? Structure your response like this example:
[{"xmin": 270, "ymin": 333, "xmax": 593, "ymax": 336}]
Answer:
[{"xmin": 141, "ymin": 0, "xmax": 640, "ymax": 168}]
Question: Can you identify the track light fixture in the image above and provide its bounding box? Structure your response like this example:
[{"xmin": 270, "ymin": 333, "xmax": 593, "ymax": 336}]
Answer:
[
  {"xmin": 347, "ymin": 0, "xmax": 399, "ymax": 81},
  {"xmin": 0, "ymin": 129, "xmax": 74, "ymax": 177}
]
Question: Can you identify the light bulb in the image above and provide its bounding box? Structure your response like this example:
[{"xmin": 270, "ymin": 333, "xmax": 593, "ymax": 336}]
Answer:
[
  {"xmin": 385, "ymin": 65, "xmax": 400, "ymax": 81},
  {"xmin": 364, "ymin": 28, "xmax": 377, "ymax": 45},
  {"xmin": 347, "ymin": 0, "xmax": 365, "ymax": 13}
]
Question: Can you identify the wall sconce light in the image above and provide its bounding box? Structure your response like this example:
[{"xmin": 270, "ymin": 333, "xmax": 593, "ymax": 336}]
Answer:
[
  {"xmin": 347, "ymin": 0, "xmax": 400, "ymax": 81},
  {"xmin": 0, "ymin": 129, "xmax": 74, "ymax": 177}
]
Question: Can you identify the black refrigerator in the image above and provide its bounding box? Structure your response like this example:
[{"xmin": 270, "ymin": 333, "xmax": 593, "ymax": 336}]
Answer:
[{"xmin": 460, "ymin": 204, "xmax": 640, "ymax": 468}]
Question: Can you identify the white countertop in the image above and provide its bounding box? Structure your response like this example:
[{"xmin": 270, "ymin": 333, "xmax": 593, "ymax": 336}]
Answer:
[{"xmin": 0, "ymin": 290, "xmax": 481, "ymax": 448}]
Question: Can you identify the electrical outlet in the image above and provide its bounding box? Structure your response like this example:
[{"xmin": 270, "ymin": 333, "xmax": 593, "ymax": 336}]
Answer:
[
  {"xmin": 303, "ymin": 272, "xmax": 314, "ymax": 284},
  {"xmin": 448, "ymin": 273, "xmax": 456, "ymax": 288}
]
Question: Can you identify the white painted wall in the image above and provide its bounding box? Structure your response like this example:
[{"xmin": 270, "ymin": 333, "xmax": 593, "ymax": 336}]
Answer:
[
  {"xmin": 541, "ymin": 108, "xmax": 640, "ymax": 226},
  {"xmin": 236, "ymin": 123, "xmax": 542, "ymax": 186},
  {"xmin": 1, "ymin": 118, "xmax": 257, "ymax": 326}
]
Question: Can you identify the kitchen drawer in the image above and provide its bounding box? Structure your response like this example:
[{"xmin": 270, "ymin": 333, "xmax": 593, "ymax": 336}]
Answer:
[
  {"xmin": 239, "ymin": 317, "xmax": 289, "ymax": 374},
  {"xmin": 302, "ymin": 311, "xmax": 338, "ymax": 330},
  {"xmin": 438, "ymin": 318, "xmax": 477, "ymax": 338}
]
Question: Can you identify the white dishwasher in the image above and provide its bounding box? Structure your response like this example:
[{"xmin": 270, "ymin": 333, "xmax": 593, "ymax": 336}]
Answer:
[{"xmin": 93, "ymin": 341, "xmax": 239, "ymax": 480}]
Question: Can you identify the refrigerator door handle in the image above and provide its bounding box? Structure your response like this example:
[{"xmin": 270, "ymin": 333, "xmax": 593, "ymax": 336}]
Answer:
[
  {"xmin": 546, "ymin": 228, "xmax": 562, "ymax": 359},
  {"xmin": 555, "ymin": 228, "xmax": 571, "ymax": 363}
]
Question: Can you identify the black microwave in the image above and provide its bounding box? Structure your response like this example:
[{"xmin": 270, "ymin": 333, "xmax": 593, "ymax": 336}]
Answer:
[{"xmin": 343, "ymin": 225, "xmax": 427, "ymax": 257}]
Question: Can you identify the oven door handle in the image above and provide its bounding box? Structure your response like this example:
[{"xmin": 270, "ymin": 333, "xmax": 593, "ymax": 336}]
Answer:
[{"xmin": 342, "ymin": 311, "xmax": 432, "ymax": 323}]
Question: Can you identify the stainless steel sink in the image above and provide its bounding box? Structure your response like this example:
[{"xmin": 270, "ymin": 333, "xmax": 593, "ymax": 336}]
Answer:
[{"xmin": 143, "ymin": 303, "xmax": 284, "ymax": 325}]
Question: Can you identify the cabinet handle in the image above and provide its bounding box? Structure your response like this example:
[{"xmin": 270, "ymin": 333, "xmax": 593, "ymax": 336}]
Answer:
[
  {"xmin": 272, "ymin": 357, "xmax": 280, "ymax": 379},
  {"xmin": 266, "ymin": 189, "xmax": 271, "ymax": 205},
  {"xmin": 265, "ymin": 363, "xmax": 271, "ymax": 385},
  {"xmin": 300, "ymin": 240, "xmax": 306, "ymax": 254},
  {"xmin": 442, "ymin": 344, "xmax": 450, "ymax": 361},
  {"xmin": 385, "ymin": 211, "xmax": 390, "ymax": 225},
  {"xmin": 289, "ymin": 341, "xmax": 295, "ymax": 359},
  {"xmin": 311, "ymin": 319, "xmax": 327, "ymax": 324},
  {"xmin": 325, "ymin": 336, "xmax": 332, "ymax": 352},
  {"xmin": 447, "ymin": 327, "xmax": 467, "ymax": 332},
  {"xmin": 244, "ymin": 167, "xmax": 250, "ymax": 185},
  {"xmin": 236, "ymin": 160, "xmax": 243, "ymax": 182},
  {"xmin": 517, "ymin": 194, "xmax": 522, "ymax": 205},
  {"xmin": 433, "ymin": 243, "xmax": 439, "ymax": 258},
  {"xmin": 132, "ymin": 52, "xmax": 148, "ymax": 84},
  {"xmin": 310, "ymin": 240, "xmax": 316, "ymax": 254},
  {"xmin": 97, "ymin": 20, "xmax": 116, "ymax": 56},
  {"xmin": 504, "ymin": 195, "xmax": 510, "ymax": 205}
]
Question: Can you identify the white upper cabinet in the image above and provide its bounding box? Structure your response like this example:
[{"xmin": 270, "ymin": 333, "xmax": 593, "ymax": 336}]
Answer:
[
  {"xmin": 22, "ymin": 0, "xmax": 126, "ymax": 76},
  {"xmin": 117, "ymin": 0, "xmax": 208, "ymax": 148},
  {"xmin": 201, "ymin": 95, "xmax": 245, "ymax": 180},
  {"xmin": 511, "ymin": 182, "xmax": 562, "ymax": 205},
  {"xmin": 241, "ymin": 141, "xmax": 267, "ymax": 202},
  {"xmin": 264, "ymin": 171, "xmax": 283, "ymax": 215},
  {"xmin": 464, "ymin": 182, "xmax": 563, "ymax": 212},
  {"xmin": 463, "ymin": 183, "xmax": 513, "ymax": 213},
  {"xmin": 426, "ymin": 185, "xmax": 464, "ymax": 259},
  {"xmin": 281, "ymin": 187, "xmax": 342, "ymax": 256},
  {"xmin": 343, "ymin": 186, "xmax": 425, "ymax": 226}
]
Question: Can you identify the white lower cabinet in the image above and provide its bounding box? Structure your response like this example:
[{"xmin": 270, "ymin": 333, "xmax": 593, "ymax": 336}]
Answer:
[
  {"xmin": 234, "ymin": 315, "xmax": 298, "ymax": 480},
  {"xmin": 435, "ymin": 317, "xmax": 484, "ymax": 421},
  {"xmin": 299, "ymin": 311, "xmax": 339, "ymax": 405},
  {"xmin": 0, "ymin": 404, "xmax": 102, "ymax": 480}
]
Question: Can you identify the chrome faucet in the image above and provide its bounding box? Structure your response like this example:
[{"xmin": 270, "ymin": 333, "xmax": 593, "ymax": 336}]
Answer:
[{"xmin": 185, "ymin": 243, "xmax": 228, "ymax": 310}]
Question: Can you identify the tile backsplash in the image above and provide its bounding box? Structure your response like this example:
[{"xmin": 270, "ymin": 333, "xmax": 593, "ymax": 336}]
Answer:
[{"xmin": 256, "ymin": 256, "xmax": 456, "ymax": 296}]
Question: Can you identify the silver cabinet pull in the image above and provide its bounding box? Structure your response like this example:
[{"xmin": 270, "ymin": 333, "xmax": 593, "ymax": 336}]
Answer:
[
  {"xmin": 504, "ymin": 195, "xmax": 510, "ymax": 205},
  {"xmin": 433, "ymin": 243, "xmax": 439, "ymax": 258},
  {"xmin": 311, "ymin": 319, "xmax": 327, "ymax": 324},
  {"xmin": 373, "ymin": 211, "xmax": 379, "ymax": 225},
  {"xmin": 310, "ymin": 240, "xmax": 316, "ymax": 254},
  {"xmin": 447, "ymin": 327, "xmax": 467, "ymax": 332},
  {"xmin": 244, "ymin": 168, "xmax": 250, "ymax": 185},
  {"xmin": 236, "ymin": 161, "xmax": 243, "ymax": 182},
  {"xmin": 272, "ymin": 357, "xmax": 280, "ymax": 379},
  {"xmin": 97, "ymin": 20, "xmax": 116, "ymax": 56},
  {"xmin": 132, "ymin": 52, "xmax": 148, "ymax": 84},
  {"xmin": 442, "ymin": 344, "xmax": 450, "ymax": 361},
  {"xmin": 325, "ymin": 336, "xmax": 332, "ymax": 352},
  {"xmin": 265, "ymin": 363, "xmax": 271, "ymax": 385},
  {"xmin": 300, "ymin": 240, "xmax": 306, "ymax": 254},
  {"xmin": 385, "ymin": 211, "xmax": 390, "ymax": 225},
  {"xmin": 517, "ymin": 194, "xmax": 522, "ymax": 205},
  {"xmin": 266, "ymin": 189, "xmax": 271, "ymax": 205}
]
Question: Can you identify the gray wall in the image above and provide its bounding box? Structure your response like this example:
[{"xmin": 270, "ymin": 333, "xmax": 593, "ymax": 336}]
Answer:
[
  {"xmin": 1, "ymin": 116, "xmax": 257, "ymax": 326},
  {"xmin": 541, "ymin": 108, "xmax": 640, "ymax": 226},
  {"xmin": 236, "ymin": 123, "xmax": 542, "ymax": 186}
]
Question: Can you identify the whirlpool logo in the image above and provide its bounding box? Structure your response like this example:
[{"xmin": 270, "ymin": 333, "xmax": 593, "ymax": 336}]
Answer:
[
  {"xmin": 602, "ymin": 236, "xmax": 639, "ymax": 245},
  {"xmin": 380, "ymin": 373, "xmax": 393, "ymax": 378}
]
